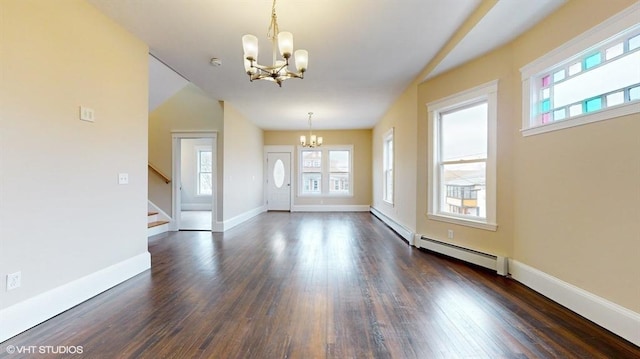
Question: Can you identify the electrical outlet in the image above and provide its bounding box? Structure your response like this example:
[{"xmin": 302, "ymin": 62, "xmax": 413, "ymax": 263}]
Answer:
[
  {"xmin": 447, "ymin": 230, "xmax": 454, "ymax": 239},
  {"xmin": 7, "ymin": 272, "xmax": 21, "ymax": 291}
]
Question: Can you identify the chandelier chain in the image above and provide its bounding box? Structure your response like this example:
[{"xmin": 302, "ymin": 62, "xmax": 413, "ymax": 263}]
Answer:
[{"xmin": 267, "ymin": 0, "xmax": 279, "ymax": 40}]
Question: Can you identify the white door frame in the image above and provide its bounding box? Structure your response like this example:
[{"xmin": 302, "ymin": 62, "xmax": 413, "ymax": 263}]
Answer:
[
  {"xmin": 171, "ymin": 131, "xmax": 218, "ymax": 231},
  {"xmin": 264, "ymin": 145, "xmax": 294, "ymax": 211}
]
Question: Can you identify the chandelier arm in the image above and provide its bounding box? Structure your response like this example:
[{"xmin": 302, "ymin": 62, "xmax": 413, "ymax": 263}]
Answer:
[{"xmin": 284, "ymin": 71, "xmax": 303, "ymax": 79}]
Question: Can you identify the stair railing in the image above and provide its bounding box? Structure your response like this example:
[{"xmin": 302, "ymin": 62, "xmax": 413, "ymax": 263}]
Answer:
[{"xmin": 148, "ymin": 163, "xmax": 171, "ymax": 184}]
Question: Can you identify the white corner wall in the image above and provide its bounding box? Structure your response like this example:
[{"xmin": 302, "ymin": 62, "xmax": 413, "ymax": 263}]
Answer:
[
  {"xmin": 0, "ymin": 0, "xmax": 150, "ymax": 341},
  {"xmin": 221, "ymin": 102, "xmax": 265, "ymax": 226}
]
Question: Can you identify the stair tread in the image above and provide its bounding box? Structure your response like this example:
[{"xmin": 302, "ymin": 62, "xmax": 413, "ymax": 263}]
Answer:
[
  {"xmin": 148, "ymin": 211, "xmax": 159, "ymax": 216},
  {"xmin": 148, "ymin": 220, "xmax": 169, "ymax": 228}
]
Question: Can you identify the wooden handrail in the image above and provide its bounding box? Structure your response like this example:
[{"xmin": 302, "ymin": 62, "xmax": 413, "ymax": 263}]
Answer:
[{"xmin": 148, "ymin": 163, "xmax": 171, "ymax": 184}]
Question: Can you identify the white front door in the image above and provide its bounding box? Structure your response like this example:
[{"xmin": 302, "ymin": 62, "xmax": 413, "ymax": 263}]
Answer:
[{"xmin": 267, "ymin": 152, "xmax": 291, "ymax": 211}]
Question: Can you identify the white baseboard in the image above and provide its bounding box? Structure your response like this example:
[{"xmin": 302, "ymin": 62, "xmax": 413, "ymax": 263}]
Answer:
[
  {"xmin": 369, "ymin": 206, "xmax": 415, "ymax": 243},
  {"xmin": 0, "ymin": 252, "xmax": 151, "ymax": 343},
  {"xmin": 291, "ymin": 204, "xmax": 370, "ymax": 212},
  {"xmin": 214, "ymin": 205, "xmax": 267, "ymax": 232},
  {"xmin": 212, "ymin": 221, "xmax": 224, "ymax": 232},
  {"xmin": 147, "ymin": 223, "xmax": 169, "ymax": 237},
  {"xmin": 181, "ymin": 203, "xmax": 212, "ymax": 211},
  {"xmin": 509, "ymin": 259, "xmax": 640, "ymax": 346}
]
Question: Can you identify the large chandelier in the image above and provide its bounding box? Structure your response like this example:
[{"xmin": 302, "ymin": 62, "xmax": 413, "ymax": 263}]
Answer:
[
  {"xmin": 300, "ymin": 112, "xmax": 323, "ymax": 148},
  {"xmin": 242, "ymin": 0, "xmax": 308, "ymax": 87}
]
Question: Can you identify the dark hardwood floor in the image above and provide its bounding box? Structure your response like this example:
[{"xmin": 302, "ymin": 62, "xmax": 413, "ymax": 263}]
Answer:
[{"xmin": 1, "ymin": 212, "xmax": 638, "ymax": 358}]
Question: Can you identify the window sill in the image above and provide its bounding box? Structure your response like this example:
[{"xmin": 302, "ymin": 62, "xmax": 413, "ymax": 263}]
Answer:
[
  {"xmin": 427, "ymin": 213, "xmax": 497, "ymax": 231},
  {"xmin": 382, "ymin": 199, "xmax": 394, "ymax": 207},
  {"xmin": 298, "ymin": 194, "xmax": 353, "ymax": 198},
  {"xmin": 522, "ymin": 100, "xmax": 639, "ymax": 137}
]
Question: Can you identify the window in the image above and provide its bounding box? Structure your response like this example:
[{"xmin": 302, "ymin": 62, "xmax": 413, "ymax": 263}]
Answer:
[
  {"xmin": 197, "ymin": 149, "xmax": 212, "ymax": 195},
  {"xmin": 299, "ymin": 146, "xmax": 353, "ymax": 196},
  {"xmin": 521, "ymin": 5, "xmax": 640, "ymax": 136},
  {"xmin": 300, "ymin": 150, "xmax": 322, "ymax": 194},
  {"xmin": 383, "ymin": 128, "xmax": 394, "ymax": 204},
  {"xmin": 329, "ymin": 150, "xmax": 350, "ymax": 194},
  {"xmin": 427, "ymin": 81, "xmax": 497, "ymax": 231}
]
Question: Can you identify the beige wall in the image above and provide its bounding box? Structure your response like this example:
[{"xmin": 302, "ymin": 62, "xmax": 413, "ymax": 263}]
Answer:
[
  {"xmin": 508, "ymin": 0, "xmax": 639, "ymax": 312},
  {"xmin": 417, "ymin": 44, "xmax": 515, "ymax": 258},
  {"xmin": 264, "ymin": 130, "xmax": 372, "ymax": 207},
  {"xmin": 148, "ymin": 84, "xmax": 223, "ymax": 216},
  {"xmin": 372, "ymin": 84, "xmax": 418, "ymax": 232},
  {"xmin": 0, "ymin": 0, "xmax": 148, "ymax": 308},
  {"xmin": 222, "ymin": 103, "xmax": 264, "ymax": 220},
  {"xmin": 411, "ymin": 0, "xmax": 639, "ymax": 311}
]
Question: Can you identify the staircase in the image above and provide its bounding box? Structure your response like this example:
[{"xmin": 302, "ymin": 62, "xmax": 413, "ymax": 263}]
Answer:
[{"xmin": 148, "ymin": 211, "xmax": 169, "ymax": 237}]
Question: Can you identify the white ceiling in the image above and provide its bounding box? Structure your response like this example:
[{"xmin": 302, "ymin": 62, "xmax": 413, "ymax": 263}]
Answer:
[
  {"xmin": 87, "ymin": 0, "xmax": 565, "ymax": 130},
  {"xmin": 148, "ymin": 55, "xmax": 189, "ymax": 112},
  {"xmin": 428, "ymin": 0, "xmax": 567, "ymax": 80}
]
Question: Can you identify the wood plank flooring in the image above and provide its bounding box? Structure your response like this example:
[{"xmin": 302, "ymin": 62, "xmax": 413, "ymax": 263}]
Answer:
[{"xmin": 1, "ymin": 212, "xmax": 638, "ymax": 358}]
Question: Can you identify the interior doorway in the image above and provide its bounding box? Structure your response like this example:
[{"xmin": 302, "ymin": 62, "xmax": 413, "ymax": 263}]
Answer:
[{"xmin": 172, "ymin": 132, "xmax": 217, "ymax": 231}]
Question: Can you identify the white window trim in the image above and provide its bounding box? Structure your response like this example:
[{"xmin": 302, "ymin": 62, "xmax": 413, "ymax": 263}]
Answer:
[
  {"xmin": 520, "ymin": 3, "xmax": 640, "ymax": 137},
  {"xmin": 297, "ymin": 145, "xmax": 354, "ymax": 197},
  {"xmin": 382, "ymin": 127, "xmax": 394, "ymax": 205},
  {"xmin": 426, "ymin": 80, "xmax": 498, "ymax": 231}
]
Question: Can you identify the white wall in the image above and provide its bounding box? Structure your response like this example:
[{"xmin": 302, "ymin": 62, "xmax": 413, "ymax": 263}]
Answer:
[
  {"xmin": 0, "ymin": 0, "xmax": 149, "ymax": 336},
  {"xmin": 222, "ymin": 103, "xmax": 264, "ymax": 222}
]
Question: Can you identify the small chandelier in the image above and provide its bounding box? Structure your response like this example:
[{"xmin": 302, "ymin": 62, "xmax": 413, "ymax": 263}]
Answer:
[
  {"xmin": 300, "ymin": 112, "xmax": 322, "ymax": 148},
  {"xmin": 242, "ymin": 0, "xmax": 308, "ymax": 87}
]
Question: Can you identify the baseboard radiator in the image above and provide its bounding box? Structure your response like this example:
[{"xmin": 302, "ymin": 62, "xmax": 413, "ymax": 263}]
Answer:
[{"xmin": 418, "ymin": 236, "xmax": 509, "ymax": 276}]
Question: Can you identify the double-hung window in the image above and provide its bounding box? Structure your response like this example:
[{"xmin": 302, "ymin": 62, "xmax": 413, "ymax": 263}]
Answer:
[
  {"xmin": 383, "ymin": 128, "xmax": 394, "ymax": 204},
  {"xmin": 299, "ymin": 146, "xmax": 353, "ymax": 196},
  {"xmin": 427, "ymin": 81, "xmax": 497, "ymax": 231},
  {"xmin": 300, "ymin": 150, "xmax": 322, "ymax": 194},
  {"xmin": 197, "ymin": 149, "xmax": 212, "ymax": 195},
  {"xmin": 521, "ymin": 5, "xmax": 640, "ymax": 136},
  {"xmin": 329, "ymin": 150, "xmax": 350, "ymax": 194}
]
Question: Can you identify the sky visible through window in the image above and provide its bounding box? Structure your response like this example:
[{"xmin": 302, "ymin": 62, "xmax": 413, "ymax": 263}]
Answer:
[{"xmin": 441, "ymin": 103, "xmax": 487, "ymax": 161}]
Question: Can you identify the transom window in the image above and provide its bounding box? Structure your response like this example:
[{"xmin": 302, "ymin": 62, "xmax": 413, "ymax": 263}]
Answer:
[
  {"xmin": 536, "ymin": 30, "xmax": 639, "ymax": 126},
  {"xmin": 521, "ymin": 5, "xmax": 640, "ymax": 136},
  {"xmin": 299, "ymin": 146, "xmax": 353, "ymax": 196}
]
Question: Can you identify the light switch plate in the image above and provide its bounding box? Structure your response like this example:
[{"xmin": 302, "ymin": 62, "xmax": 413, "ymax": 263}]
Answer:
[
  {"xmin": 79, "ymin": 106, "xmax": 95, "ymax": 122},
  {"xmin": 7, "ymin": 272, "xmax": 21, "ymax": 291},
  {"xmin": 118, "ymin": 173, "xmax": 129, "ymax": 185}
]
